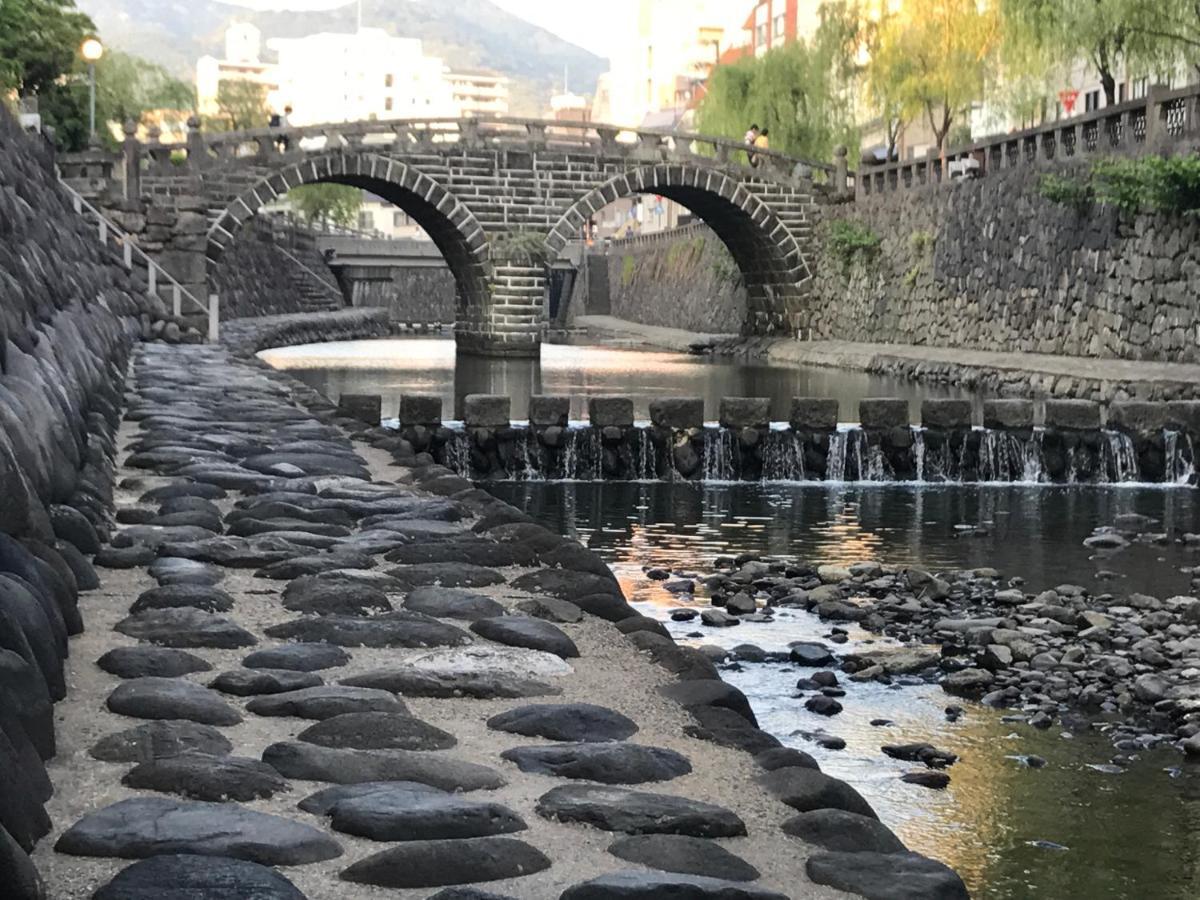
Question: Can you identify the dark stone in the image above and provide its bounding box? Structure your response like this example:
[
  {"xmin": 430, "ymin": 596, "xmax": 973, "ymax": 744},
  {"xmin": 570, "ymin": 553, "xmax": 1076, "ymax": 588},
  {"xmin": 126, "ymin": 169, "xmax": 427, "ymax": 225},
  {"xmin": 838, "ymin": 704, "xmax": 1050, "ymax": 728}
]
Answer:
[
  {"xmin": 107, "ymin": 677, "xmax": 242, "ymax": 726},
  {"xmin": 387, "ymin": 563, "xmax": 506, "ymax": 590},
  {"xmin": 340, "ymin": 837, "xmax": 550, "ymax": 888},
  {"xmin": 297, "ymin": 781, "xmax": 443, "ymax": 815},
  {"xmin": 607, "ymin": 834, "xmax": 760, "ymax": 881},
  {"xmin": 403, "ymin": 586, "xmax": 506, "ymax": 620},
  {"xmin": 0, "ymin": 824, "xmax": 43, "ymax": 900},
  {"xmin": 328, "ymin": 788, "xmax": 526, "ymax": 841},
  {"xmin": 97, "ymin": 646, "xmax": 212, "ymax": 679},
  {"xmin": 253, "ymin": 552, "xmax": 377, "ymax": 581},
  {"xmin": 754, "ymin": 747, "xmax": 820, "ymax": 772},
  {"xmin": 660, "ymin": 680, "xmax": 758, "ymax": 727},
  {"xmin": 470, "ymin": 615, "xmax": 579, "ymax": 659},
  {"xmin": 487, "ymin": 702, "xmax": 638, "ymax": 743},
  {"xmin": 246, "ymin": 685, "xmax": 406, "ymax": 720},
  {"xmin": 95, "ymin": 545, "xmax": 157, "ymax": 569},
  {"xmin": 122, "ymin": 752, "xmax": 289, "ymax": 801},
  {"xmin": 515, "ymin": 596, "xmax": 584, "ymax": 623},
  {"xmin": 297, "ymin": 711, "xmax": 456, "ymax": 751},
  {"xmin": 426, "ymin": 889, "xmax": 515, "ymax": 900},
  {"xmin": 93, "ymin": 854, "xmax": 306, "ymax": 900},
  {"xmin": 782, "ymin": 809, "xmax": 907, "ymax": 853},
  {"xmin": 901, "ymin": 770, "xmax": 951, "ymax": 789},
  {"xmin": 683, "ymin": 706, "xmax": 779, "ymax": 755},
  {"xmin": 49, "ymin": 504, "xmax": 101, "ymax": 554},
  {"xmin": 55, "ymin": 797, "xmax": 342, "ymax": 865},
  {"xmin": 149, "ymin": 557, "xmax": 225, "ymax": 587},
  {"xmin": 243, "ymin": 643, "xmax": 350, "ymax": 672},
  {"xmin": 535, "ymin": 785, "xmax": 746, "ymax": 837},
  {"xmin": 502, "ymin": 743, "xmax": 691, "ymax": 784},
  {"xmin": 806, "ymin": 851, "xmax": 970, "ymax": 899},
  {"xmin": 805, "ymin": 696, "xmax": 843, "ymax": 717},
  {"xmin": 263, "ymin": 611, "xmax": 470, "ymax": 648},
  {"xmin": 262, "ymin": 741, "xmax": 505, "ymax": 791},
  {"xmin": 342, "ymin": 668, "xmax": 560, "ymax": 700},
  {"xmin": 758, "ymin": 768, "xmax": 877, "ymax": 819},
  {"xmin": 114, "ymin": 608, "xmax": 257, "ymax": 649},
  {"xmin": 509, "ymin": 570, "xmax": 633, "ymax": 622},
  {"xmin": 90, "ymin": 721, "xmax": 234, "ymax": 763},
  {"xmin": 789, "ymin": 642, "xmax": 835, "ymax": 666},
  {"xmin": 130, "ymin": 584, "xmax": 235, "ymax": 614},
  {"xmin": 561, "ymin": 871, "xmax": 787, "ymax": 899},
  {"xmin": 281, "ymin": 579, "xmax": 391, "ymax": 616},
  {"xmin": 211, "ymin": 668, "xmax": 323, "ymax": 696}
]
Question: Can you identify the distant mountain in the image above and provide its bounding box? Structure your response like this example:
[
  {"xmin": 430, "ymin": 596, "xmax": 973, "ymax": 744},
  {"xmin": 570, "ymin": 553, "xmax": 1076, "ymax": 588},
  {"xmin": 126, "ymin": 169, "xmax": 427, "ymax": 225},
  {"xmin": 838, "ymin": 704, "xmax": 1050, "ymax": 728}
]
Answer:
[{"xmin": 75, "ymin": 0, "xmax": 606, "ymax": 115}]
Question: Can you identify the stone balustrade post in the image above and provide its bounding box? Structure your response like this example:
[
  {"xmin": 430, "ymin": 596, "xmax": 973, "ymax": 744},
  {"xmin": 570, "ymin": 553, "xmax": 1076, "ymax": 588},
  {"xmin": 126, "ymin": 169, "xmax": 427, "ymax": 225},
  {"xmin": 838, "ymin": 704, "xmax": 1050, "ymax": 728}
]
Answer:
[
  {"xmin": 122, "ymin": 120, "xmax": 140, "ymax": 201},
  {"xmin": 925, "ymin": 146, "xmax": 940, "ymax": 186},
  {"xmin": 1145, "ymin": 85, "xmax": 1168, "ymax": 149},
  {"xmin": 185, "ymin": 115, "xmax": 205, "ymax": 172},
  {"xmin": 595, "ymin": 127, "xmax": 620, "ymax": 155},
  {"xmin": 833, "ymin": 145, "xmax": 848, "ymax": 198},
  {"xmin": 460, "ymin": 118, "xmax": 481, "ymax": 148},
  {"xmin": 525, "ymin": 123, "xmax": 547, "ymax": 147}
]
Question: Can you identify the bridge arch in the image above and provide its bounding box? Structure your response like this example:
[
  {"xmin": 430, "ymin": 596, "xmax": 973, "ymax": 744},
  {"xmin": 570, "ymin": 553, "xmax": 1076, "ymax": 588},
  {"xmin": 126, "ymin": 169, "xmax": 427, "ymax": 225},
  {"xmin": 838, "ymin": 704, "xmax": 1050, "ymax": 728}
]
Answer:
[
  {"xmin": 545, "ymin": 164, "xmax": 813, "ymax": 334},
  {"xmin": 205, "ymin": 151, "xmax": 493, "ymax": 340}
]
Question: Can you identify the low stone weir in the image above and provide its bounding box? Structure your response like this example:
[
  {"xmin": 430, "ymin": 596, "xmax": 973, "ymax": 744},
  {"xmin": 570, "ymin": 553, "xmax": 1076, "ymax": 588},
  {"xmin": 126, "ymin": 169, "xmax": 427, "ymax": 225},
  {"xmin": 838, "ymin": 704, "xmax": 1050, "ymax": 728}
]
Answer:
[{"xmin": 386, "ymin": 395, "xmax": 1200, "ymax": 485}]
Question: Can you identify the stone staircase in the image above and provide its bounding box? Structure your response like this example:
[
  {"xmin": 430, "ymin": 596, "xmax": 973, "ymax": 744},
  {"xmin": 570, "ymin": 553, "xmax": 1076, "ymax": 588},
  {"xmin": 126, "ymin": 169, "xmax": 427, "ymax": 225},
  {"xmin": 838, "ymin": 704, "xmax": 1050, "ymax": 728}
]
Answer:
[{"xmin": 276, "ymin": 243, "xmax": 344, "ymax": 313}]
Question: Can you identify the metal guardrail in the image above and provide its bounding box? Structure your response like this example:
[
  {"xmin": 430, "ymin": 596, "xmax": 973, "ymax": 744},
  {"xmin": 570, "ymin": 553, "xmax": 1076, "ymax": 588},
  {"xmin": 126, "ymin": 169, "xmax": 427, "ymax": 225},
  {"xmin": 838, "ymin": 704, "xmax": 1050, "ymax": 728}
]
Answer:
[
  {"xmin": 58, "ymin": 178, "xmax": 219, "ymax": 340},
  {"xmin": 272, "ymin": 243, "xmax": 342, "ymax": 298}
]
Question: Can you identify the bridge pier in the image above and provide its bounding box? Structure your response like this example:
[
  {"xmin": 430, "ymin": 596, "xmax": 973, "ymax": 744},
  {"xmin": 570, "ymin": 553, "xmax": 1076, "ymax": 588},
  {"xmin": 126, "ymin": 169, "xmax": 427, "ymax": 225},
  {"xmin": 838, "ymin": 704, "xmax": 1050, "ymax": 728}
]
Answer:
[{"xmin": 455, "ymin": 259, "xmax": 546, "ymax": 359}]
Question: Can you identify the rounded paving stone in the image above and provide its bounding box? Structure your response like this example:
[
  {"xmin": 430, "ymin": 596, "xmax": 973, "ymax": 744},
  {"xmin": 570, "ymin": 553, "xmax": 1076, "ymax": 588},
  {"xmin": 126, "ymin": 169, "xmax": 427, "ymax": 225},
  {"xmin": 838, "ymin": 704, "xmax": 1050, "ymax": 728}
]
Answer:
[
  {"xmin": 535, "ymin": 785, "xmax": 746, "ymax": 837},
  {"xmin": 246, "ymin": 685, "xmax": 406, "ymax": 720},
  {"xmin": 90, "ymin": 721, "xmax": 234, "ymax": 763},
  {"xmin": 806, "ymin": 850, "xmax": 970, "ymax": 899},
  {"xmin": 263, "ymin": 612, "xmax": 470, "ymax": 648},
  {"xmin": 114, "ymin": 608, "xmax": 257, "ymax": 649},
  {"xmin": 95, "ymin": 545, "xmax": 157, "ymax": 569},
  {"xmin": 470, "ymin": 616, "xmax": 579, "ymax": 659},
  {"xmin": 55, "ymin": 797, "xmax": 341, "ymax": 865},
  {"xmin": 263, "ymin": 742, "xmax": 505, "ymax": 792},
  {"xmin": 328, "ymin": 787, "xmax": 526, "ymax": 842},
  {"xmin": 297, "ymin": 781, "xmax": 444, "ymax": 816},
  {"xmin": 211, "ymin": 669, "xmax": 324, "ymax": 697},
  {"xmin": 122, "ymin": 752, "xmax": 290, "ymax": 801},
  {"xmin": 340, "ymin": 836, "xmax": 550, "ymax": 889},
  {"xmin": 97, "ymin": 647, "xmax": 213, "ymax": 679},
  {"xmin": 243, "ymin": 643, "xmax": 350, "ymax": 672},
  {"xmin": 560, "ymin": 871, "xmax": 788, "ymax": 899},
  {"xmin": 148, "ymin": 558, "xmax": 225, "ymax": 587},
  {"xmin": 342, "ymin": 668, "xmax": 561, "ymax": 700},
  {"xmin": 281, "ymin": 579, "xmax": 392, "ymax": 616},
  {"xmin": 93, "ymin": 854, "xmax": 306, "ymax": 900},
  {"xmin": 387, "ymin": 563, "xmax": 506, "ymax": 590},
  {"xmin": 129, "ymin": 584, "xmax": 235, "ymax": 614},
  {"xmin": 781, "ymin": 809, "xmax": 907, "ymax": 854},
  {"xmin": 107, "ymin": 678, "xmax": 242, "ymax": 726},
  {"xmin": 403, "ymin": 586, "xmax": 506, "ymax": 620},
  {"xmin": 487, "ymin": 703, "xmax": 638, "ymax": 743},
  {"xmin": 297, "ymin": 711, "xmax": 456, "ymax": 751},
  {"xmin": 427, "ymin": 890, "xmax": 515, "ymax": 900},
  {"xmin": 757, "ymin": 767, "xmax": 877, "ymax": 819},
  {"xmin": 607, "ymin": 834, "xmax": 761, "ymax": 881},
  {"xmin": 501, "ymin": 743, "xmax": 692, "ymax": 784}
]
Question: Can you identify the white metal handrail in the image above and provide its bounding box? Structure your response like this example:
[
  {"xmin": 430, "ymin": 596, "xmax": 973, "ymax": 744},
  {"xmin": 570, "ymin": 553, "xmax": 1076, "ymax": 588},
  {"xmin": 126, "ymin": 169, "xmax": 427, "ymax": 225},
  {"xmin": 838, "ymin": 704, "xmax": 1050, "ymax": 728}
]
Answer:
[
  {"xmin": 57, "ymin": 179, "xmax": 219, "ymax": 341},
  {"xmin": 273, "ymin": 244, "xmax": 342, "ymax": 298}
]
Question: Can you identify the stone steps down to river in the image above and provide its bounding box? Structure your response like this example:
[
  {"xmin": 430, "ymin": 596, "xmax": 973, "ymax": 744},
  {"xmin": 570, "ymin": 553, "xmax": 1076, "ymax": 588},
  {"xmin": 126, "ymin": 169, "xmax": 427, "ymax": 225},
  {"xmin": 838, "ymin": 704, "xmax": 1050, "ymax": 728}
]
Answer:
[
  {"xmin": 392, "ymin": 393, "xmax": 1200, "ymax": 484},
  {"xmin": 3, "ymin": 320, "xmax": 972, "ymax": 898}
]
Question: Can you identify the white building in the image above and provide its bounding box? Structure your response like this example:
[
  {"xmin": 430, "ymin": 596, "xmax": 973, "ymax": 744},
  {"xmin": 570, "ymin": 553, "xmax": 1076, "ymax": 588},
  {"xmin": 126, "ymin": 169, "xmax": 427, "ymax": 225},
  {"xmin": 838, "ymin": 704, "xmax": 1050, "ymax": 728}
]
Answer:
[
  {"xmin": 447, "ymin": 70, "xmax": 511, "ymax": 118},
  {"xmin": 196, "ymin": 23, "xmax": 279, "ymax": 119}
]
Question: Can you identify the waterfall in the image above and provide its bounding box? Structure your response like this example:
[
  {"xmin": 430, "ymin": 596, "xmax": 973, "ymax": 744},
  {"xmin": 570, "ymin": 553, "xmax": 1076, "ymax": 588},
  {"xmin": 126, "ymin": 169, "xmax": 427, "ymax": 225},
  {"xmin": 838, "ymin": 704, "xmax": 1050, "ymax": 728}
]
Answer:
[
  {"xmin": 762, "ymin": 430, "xmax": 805, "ymax": 481},
  {"xmin": 848, "ymin": 430, "xmax": 891, "ymax": 482},
  {"xmin": 1165, "ymin": 430, "xmax": 1197, "ymax": 485},
  {"xmin": 514, "ymin": 429, "xmax": 543, "ymax": 481},
  {"xmin": 826, "ymin": 431, "xmax": 848, "ymax": 482},
  {"xmin": 979, "ymin": 429, "xmax": 1044, "ymax": 483},
  {"xmin": 631, "ymin": 428, "xmax": 657, "ymax": 480},
  {"xmin": 443, "ymin": 429, "xmax": 471, "ymax": 477},
  {"xmin": 588, "ymin": 427, "xmax": 604, "ymax": 480},
  {"xmin": 702, "ymin": 428, "xmax": 735, "ymax": 481},
  {"xmin": 912, "ymin": 428, "xmax": 925, "ymax": 482},
  {"xmin": 1100, "ymin": 430, "xmax": 1139, "ymax": 484},
  {"xmin": 558, "ymin": 427, "xmax": 580, "ymax": 480}
]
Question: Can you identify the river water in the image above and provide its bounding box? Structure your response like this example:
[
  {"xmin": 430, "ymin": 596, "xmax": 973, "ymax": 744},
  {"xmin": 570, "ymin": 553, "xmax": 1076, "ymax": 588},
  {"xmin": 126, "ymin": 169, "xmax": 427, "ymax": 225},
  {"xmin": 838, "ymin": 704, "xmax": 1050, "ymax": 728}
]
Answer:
[{"xmin": 264, "ymin": 338, "xmax": 1200, "ymax": 899}]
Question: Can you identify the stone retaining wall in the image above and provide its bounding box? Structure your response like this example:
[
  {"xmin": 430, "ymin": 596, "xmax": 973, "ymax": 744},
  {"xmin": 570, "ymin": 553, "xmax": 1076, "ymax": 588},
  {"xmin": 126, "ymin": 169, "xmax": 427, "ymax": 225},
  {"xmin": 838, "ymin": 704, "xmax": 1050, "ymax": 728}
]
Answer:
[
  {"xmin": 810, "ymin": 163, "xmax": 1200, "ymax": 363},
  {"xmin": 342, "ymin": 266, "xmax": 456, "ymax": 325},
  {"xmin": 211, "ymin": 219, "xmax": 342, "ymax": 320},
  {"xmin": 219, "ymin": 308, "xmax": 393, "ymax": 357}
]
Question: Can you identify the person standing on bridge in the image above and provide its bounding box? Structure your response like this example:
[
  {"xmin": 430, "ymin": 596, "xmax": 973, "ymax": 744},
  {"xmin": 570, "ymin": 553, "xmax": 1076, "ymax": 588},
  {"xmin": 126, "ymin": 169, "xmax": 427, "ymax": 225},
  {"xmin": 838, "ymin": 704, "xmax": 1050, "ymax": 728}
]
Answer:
[
  {"xmin": 744, "ymin": 123, "xmax": 759, "ymax": 166},
  {"xmin": 752, "ymin": 128, "xmax": 770, "ymax": 167},
  {"xmin": 276, "ymin": 106, "xmax": 293, "ymax": 153}
]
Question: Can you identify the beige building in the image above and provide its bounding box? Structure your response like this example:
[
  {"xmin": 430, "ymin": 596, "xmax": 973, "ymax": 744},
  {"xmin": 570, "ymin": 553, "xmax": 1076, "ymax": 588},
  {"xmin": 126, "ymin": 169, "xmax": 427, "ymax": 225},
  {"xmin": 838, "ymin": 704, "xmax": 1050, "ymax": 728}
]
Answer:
[
  {"xmin": 447, "ymin": 70, "xmax": 511, "ymax": 118},
  {"xmin": 196, "ymin": 23, "xmax": 279, "ymax": 120}
]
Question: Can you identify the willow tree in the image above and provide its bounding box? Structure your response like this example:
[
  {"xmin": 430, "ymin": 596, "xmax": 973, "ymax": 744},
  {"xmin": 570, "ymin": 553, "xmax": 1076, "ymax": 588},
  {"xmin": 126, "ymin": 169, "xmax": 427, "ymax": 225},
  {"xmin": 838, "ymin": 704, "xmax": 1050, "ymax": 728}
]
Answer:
[
  {"xmin": 868, "ymin": 0, "xmax": 1001, "ymax": 154},
  {"xmin": 1123, "ymin": 0, "xmax": 1200, "ymax": 78}
]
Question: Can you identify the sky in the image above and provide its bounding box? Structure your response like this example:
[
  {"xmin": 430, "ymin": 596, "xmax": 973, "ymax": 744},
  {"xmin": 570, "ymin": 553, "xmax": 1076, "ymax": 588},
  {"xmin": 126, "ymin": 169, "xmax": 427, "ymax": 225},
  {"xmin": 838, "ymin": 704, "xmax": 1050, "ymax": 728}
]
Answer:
[{"xmin": 214, "ymin": 0, "xmax": 640, "ymax": 58}]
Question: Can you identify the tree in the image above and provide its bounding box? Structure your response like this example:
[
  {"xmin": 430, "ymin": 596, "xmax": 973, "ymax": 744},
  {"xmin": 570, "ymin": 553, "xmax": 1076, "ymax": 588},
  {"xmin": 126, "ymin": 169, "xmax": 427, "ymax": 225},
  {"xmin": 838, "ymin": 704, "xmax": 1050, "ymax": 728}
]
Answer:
[
  {"xmin": 868, "ymin": 0, "xmax": 1001, "ymax": 155},
  {"xmin": 289, "ymin": 184, "xmax": 363, "ymax": 229},
  {"xmin": 0, "ymin": 0, "xmax": 93, "ymax": 97},
  {"xmin": 96, "ymin": 50, "xmax": 194, "ymax": 132},
  {"xmin": 1123, "ymin": 0, "xmax": 1200, "ymax": 78},
  {"xmin": 209, "ymin": 79, "xmax": 269, "ymax": 133}
]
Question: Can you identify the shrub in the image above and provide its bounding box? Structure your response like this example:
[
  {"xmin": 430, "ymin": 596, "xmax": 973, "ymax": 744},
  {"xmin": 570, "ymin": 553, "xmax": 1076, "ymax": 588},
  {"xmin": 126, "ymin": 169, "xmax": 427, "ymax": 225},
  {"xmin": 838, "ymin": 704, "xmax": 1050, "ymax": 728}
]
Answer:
[
  {"xmin": 621, "ymin": 254, "xmax": 636, "ymax": 286},
  {"xmin": 1038, "ymin": 173, "xmax": 1092, "ymax": 209},
  {"xmin": 824, "ymin": 219, "xmax": 881, "ymax": 272},
  {"xmin": 1092, "ymin": 156, "xmax": 1200, "ymax": 216},
  {"xmin": 490, "ymin": 231, "xmax": 549, "ymax": 264}
]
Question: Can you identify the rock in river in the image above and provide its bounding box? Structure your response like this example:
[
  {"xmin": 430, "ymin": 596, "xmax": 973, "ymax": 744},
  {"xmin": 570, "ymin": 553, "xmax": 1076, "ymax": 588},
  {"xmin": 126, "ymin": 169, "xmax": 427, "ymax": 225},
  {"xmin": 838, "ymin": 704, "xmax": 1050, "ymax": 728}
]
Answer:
[{"xmin": 806, "ymin": 850, "xmax": 970, "ymax": 899}]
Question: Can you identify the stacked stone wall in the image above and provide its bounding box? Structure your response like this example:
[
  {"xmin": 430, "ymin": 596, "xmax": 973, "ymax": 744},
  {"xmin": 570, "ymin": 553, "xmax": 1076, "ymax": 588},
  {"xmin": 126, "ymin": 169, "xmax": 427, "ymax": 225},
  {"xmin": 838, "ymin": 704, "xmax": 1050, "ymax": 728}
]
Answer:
[
  {"xmin": 342, "ymin": 266, "xmax": 456, "ymax": 325},
  {"xmin": 811, "ymin": 164, "xmax": 1200, "ymax": 363},
  {"xmin": 0, "ymin": 106, "xmax": 160, "ymax": 889}
]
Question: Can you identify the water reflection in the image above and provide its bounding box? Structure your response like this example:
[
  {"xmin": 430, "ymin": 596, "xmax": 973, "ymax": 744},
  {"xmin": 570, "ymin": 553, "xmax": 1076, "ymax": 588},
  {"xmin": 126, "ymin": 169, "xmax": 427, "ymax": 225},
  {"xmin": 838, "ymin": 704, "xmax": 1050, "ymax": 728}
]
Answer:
[
  {"xmin": 488, "ymin": 480, "xmax": 1200, "ymax": 900},
  {"xmin": 259, "ymin": 338, "xmax": 973, "ymax": 422}
]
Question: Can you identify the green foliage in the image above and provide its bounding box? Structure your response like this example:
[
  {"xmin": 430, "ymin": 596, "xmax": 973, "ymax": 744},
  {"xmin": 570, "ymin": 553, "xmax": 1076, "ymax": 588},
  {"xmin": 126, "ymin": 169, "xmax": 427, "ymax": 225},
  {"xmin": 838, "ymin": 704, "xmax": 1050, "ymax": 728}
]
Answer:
[
  {"xmin": 910, "ymin": 230, "xmax": 935, "ymax": 255},
  {"xmin": 95, "ymin": 50, "xmax": 194, "ymax": 130},
  {"xmin": 206, "ymin": 79, "xmax": 270, "ymax": 133},
  {"xmin": 711, "ymin": 252, "xmax": 741, "ymax": 285},
  {"xmin": 824, "ymin": 219, "xmax": 881, "ymax": 272},
  {"xmin": 289, "ymin": 184, "xmax": 363, "ymax": 229},
  {"xmin": 490, "ymin": 231, "xmax": 549, "ymax": 265},
  {"xmin": 696, "ymin": 7, "xmax": 859, "ymax": 162},
  {"xmin": 620, "ymin": 254, "xmax": 636, "ymax": 287},
  {"xmin": 0, "ymin": 0, "xmax": 93, "ymax": 96},
  {"xmin": 1037, "ymin": 172, "xmax": 1093, "ymax": 209},
  {"xmin": 903, "ymin": 265, "xmax": 921, "ymax": 288},
  {"xmin": 1092, "ymin": 156, "xmax": 1200, "ymax": 215}
]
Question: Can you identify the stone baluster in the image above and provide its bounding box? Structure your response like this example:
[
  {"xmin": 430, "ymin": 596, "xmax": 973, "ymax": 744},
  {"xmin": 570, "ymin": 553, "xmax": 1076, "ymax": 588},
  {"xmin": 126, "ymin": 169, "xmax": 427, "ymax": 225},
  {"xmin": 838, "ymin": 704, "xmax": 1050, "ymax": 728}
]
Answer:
[
  {"xmin": 595, "ymin": 126, "xmax": 620, "ymax": 155},
  {"xmin": 122, "ymin": 120, "xmax": 140, "ymax": 201},
  {"xmin": 460, "ymin": 118, "xmax": 481, "ymax": 148},
  {"xmin": 185, "ymin": 115, "xmax": 205, "ymax": 171},
  {"xmin": 1145, "ymin": 85, "xmax": 1167, "ymax": 148},
  {"xmin": 525, "ymin": 122, "xmax": 547, "ymax": 147},
  {"xmin": 833, "ymin": 145, "xmax": 848, "ymax": 197}
]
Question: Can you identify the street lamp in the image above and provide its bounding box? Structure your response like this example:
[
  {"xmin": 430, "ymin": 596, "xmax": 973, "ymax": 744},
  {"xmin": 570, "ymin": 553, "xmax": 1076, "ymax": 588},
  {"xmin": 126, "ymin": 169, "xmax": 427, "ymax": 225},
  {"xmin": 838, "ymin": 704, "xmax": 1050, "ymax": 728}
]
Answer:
[{"xmin": 81, "ymin": 37, "xmax": 103, "ymax": 144}]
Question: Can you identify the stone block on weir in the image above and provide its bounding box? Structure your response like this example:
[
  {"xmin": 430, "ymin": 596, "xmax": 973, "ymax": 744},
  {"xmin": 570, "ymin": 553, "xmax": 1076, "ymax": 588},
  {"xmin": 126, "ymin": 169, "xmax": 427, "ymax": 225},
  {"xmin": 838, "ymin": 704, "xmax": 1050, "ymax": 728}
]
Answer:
[
  {"xmin": 983, "ymin": 399, "xmax": 1034, "ymax": 430},
  {"xmin": 337, "ymin": 394, "xmax": 382, "ymax": 427},
  {"xmin": 399, "ymin": 394, "xmax": 442, "ymax": 427},
  {"xmin": 589, "ymin": 396, "xmax": 634, "ymax": 428},
  {"xmin": 1107, "ymin": 402, "xmax": 1168, "ymax": 434},
  {"xmin": 719, "ymin": 397, "xmax": 771, "ymax": 429},
  {"xmin": 790, "ymin": 398, "xmax": 839, "ymax": 432},
  {"xmin": 920, "ymin": 399, "xmax": 973, "ymax": 430},
  {"xmin": 529, "ymin": 395, "xmax": 570, "ymax": 427},
  {"xmin": 650, "ymin": 398, "xmax": 704, "ymax": 430},
  {"xmin": 1044, "ymin": 399, "xmax": 1101, "ymax": 431},
  {"xmin": 464, "ymin": 394, "xmax": 511, "ymax": 428},
  {"xmin": 1166, "ymin": 401, "xmax": 1200, "ymax": 436},
  {"xmin": 858, "ymin": 399, "xmax": 908, "ymax": 430}
]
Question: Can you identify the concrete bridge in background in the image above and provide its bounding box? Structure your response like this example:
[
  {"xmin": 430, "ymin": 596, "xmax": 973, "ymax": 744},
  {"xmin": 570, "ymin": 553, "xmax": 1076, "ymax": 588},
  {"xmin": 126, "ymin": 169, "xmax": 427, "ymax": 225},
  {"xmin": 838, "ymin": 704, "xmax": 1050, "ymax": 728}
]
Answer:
[{"xmin": 64, "ymin": 116, "xmax": 847, "ymax": 357}]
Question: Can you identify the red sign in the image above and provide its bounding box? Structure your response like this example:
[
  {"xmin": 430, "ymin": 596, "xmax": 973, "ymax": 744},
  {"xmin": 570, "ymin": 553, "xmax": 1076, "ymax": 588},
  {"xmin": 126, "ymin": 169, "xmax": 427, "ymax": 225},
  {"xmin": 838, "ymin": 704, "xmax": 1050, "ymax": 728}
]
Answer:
[{"xmin": 1059, "ymin": 89, "xmax": 1080, "ymax": 115}]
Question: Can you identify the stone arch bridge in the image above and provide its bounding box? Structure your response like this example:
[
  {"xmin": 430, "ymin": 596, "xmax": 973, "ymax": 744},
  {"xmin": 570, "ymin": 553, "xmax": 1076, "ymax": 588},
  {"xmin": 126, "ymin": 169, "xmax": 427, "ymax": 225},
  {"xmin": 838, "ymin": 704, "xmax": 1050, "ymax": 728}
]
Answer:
[{"xmin": 119, "ymin": 117, "xmax": 844, "ymax": 357}]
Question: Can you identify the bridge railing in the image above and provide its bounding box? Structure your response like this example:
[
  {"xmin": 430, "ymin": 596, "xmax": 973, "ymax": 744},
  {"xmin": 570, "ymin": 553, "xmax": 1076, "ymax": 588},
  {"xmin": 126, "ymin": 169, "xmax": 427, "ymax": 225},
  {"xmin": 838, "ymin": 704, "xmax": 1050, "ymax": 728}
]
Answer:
[
  {"xmin": 131, "ymin": 115, "xmax": 848, "ymax": 191},
  {"xmin": 57, "ymin": 178, "xmax": 218, "ymax": 340},
  {"xmin": 858, "ymin": 83, "xmax": 1200, "ymax": 197}
]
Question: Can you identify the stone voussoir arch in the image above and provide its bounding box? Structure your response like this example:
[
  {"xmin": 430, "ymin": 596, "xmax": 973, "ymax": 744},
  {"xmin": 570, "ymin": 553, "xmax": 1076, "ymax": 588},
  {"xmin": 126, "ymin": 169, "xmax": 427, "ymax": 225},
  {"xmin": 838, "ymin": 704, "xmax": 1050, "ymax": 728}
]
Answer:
[
  {"xmin": 545, "ymin": 163, "xmax": 813, "ymax": 333},
  {"xmin": 204, "ymin": 150, "xmax": 493, "ymax": 328}
]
